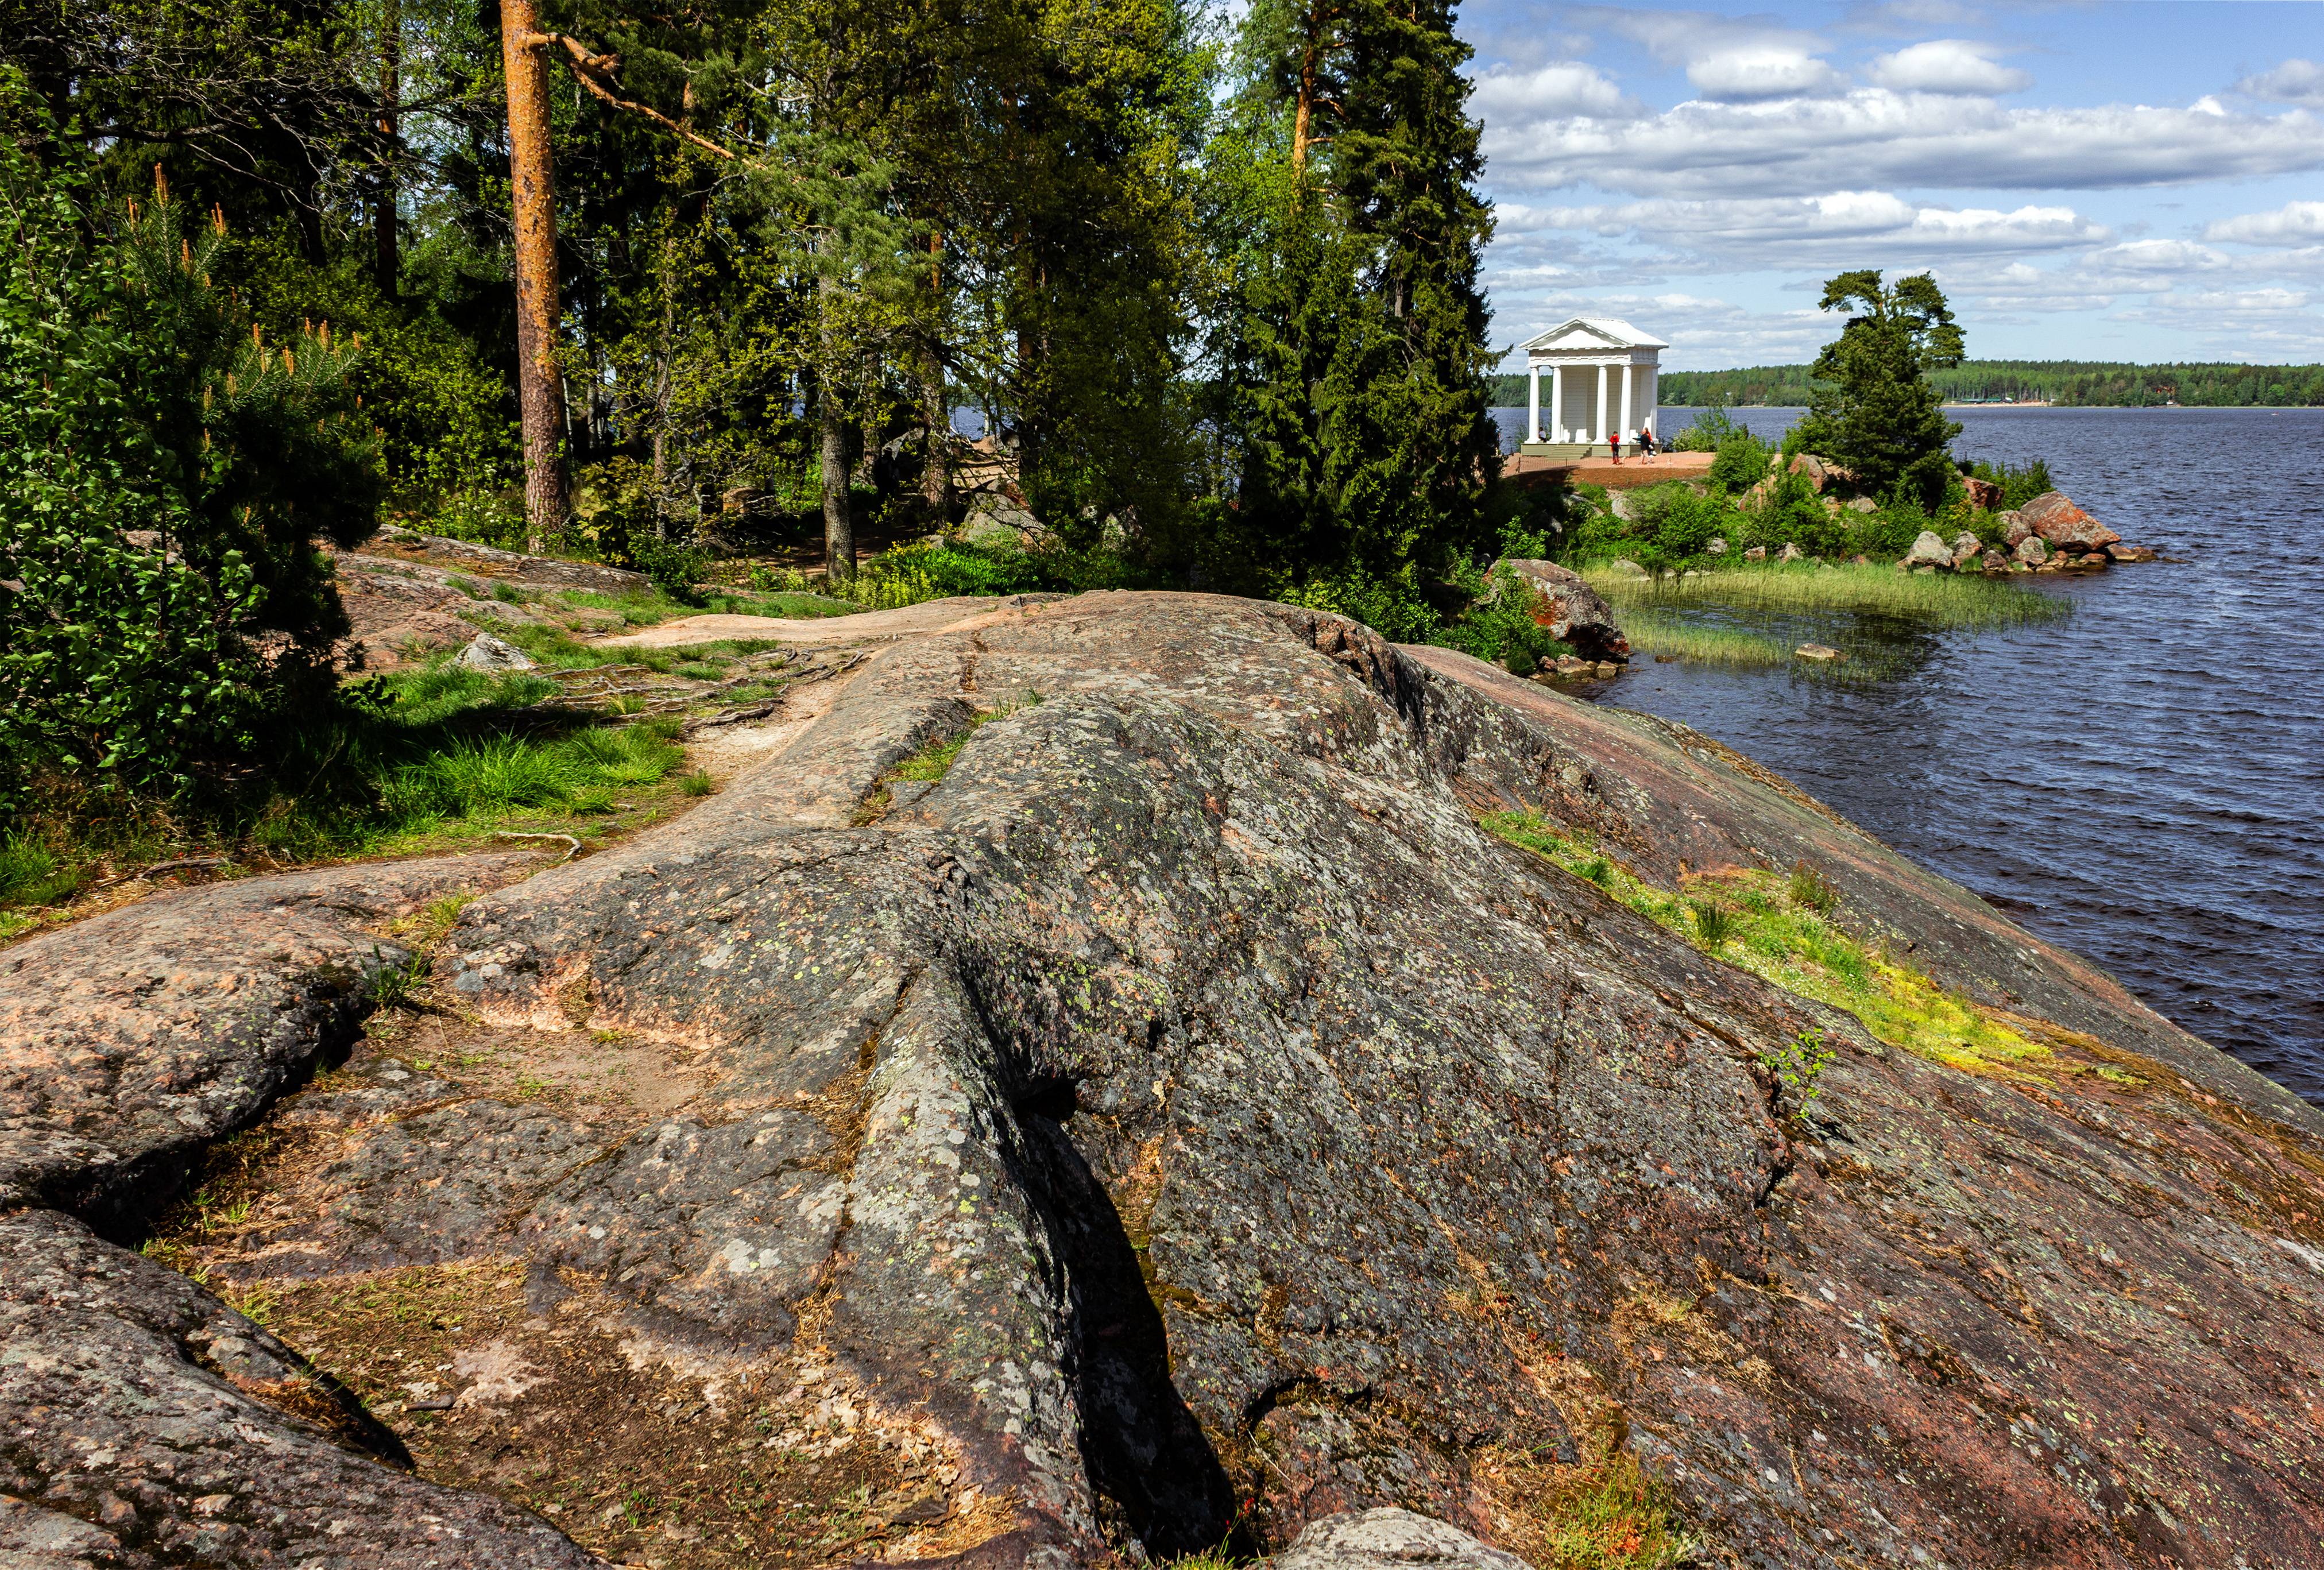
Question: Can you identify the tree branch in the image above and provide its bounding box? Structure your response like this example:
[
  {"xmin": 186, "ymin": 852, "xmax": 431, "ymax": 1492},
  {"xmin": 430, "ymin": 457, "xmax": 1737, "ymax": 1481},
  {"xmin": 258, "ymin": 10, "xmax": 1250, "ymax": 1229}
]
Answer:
[{"xmin": 521, "ymin": 32, "xmax": 734, "ymax": 161}]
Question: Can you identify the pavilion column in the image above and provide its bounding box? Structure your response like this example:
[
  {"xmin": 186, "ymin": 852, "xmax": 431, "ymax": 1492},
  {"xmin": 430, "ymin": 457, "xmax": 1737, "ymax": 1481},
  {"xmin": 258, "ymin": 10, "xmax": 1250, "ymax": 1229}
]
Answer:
[
  {"xmin": 1550, "ymin": 364, "xmax": 1564, "ymax": 442},
  {"xmin": 1619, "ymin": 361, "xmax": 1634, "ymax": 447},
  {"xmin": 1528, "ymin": 363, "xmax": 1541, "ymax": 445},
  {"xmin": 1644, "ymin": 365, "xmax": 1658, "ymax": 439},
  {"xmin": 1595, "ymin": 363, "xmax": 1609, "ymax": 446}
]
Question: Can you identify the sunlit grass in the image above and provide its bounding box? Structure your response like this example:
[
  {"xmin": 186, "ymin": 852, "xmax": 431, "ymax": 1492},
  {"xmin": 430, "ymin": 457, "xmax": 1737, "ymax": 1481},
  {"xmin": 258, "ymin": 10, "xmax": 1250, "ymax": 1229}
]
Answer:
[
  {"xmin": 1586, "ymin": 562, "xmax": 2069, "ymax": 632},
  {"xmin": 1478, "ymin": 807, "xmax": 2052, "ymax": 1080},
  {"xmin": 1618, "ymin": 608, "xmax": 1791, "ymax": 668}
]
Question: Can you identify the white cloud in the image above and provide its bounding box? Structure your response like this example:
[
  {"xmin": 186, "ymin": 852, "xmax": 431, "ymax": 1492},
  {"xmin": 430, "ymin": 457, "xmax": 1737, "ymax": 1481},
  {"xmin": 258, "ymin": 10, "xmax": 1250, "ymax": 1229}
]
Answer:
[
  {"xmin": 1687, "ymin": 45, "xmax": 1850, "ymax": 100},
  {"xmin": 2206, "ymin": 200, "xmax": 2324, "ymax": 247},
  {"xmin": 1479, "ymin": 90, "xmax": 2324, "ymax": 198},
  {"xmin": 1581, "ymin": 8, "xmax": 1850, "ymax": 101},
  {"xmin": 1492, "ymin": 290, "xmax": 1837, "ymax": 369},
  {"xmin": 1498, "ymin": 191, "xmax": 2108, "ymax": 268},
  {"xmin": 1866, "ymin": 40, "xmax": 2030, "ymax": 95},
  {"xmin": 2239, "ymin": 59, "xmax": 2324, "ymax": 110},
  {"xmin": 2076, "ymin": 239, "xmax": 2233, "ymax": 276},
  {"xmin": 1469, "ymin": 63, "xmax": 1644, "ymax": 123}
]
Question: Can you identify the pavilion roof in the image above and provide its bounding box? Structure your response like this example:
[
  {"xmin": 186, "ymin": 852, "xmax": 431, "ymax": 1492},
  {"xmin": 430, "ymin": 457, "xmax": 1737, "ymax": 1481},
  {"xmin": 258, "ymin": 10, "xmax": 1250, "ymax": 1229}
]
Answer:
[{"xmin": 1521, "ymin": 317, "xmax": 1669, "ymax": 352}]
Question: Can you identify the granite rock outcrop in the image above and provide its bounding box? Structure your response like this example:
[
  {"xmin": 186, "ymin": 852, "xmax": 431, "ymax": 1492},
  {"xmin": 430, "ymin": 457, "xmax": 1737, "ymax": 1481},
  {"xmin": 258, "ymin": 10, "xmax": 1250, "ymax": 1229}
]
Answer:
[{"xmin": 6, "ymin": 593, "xmax": 2322, "ymax": 1570}]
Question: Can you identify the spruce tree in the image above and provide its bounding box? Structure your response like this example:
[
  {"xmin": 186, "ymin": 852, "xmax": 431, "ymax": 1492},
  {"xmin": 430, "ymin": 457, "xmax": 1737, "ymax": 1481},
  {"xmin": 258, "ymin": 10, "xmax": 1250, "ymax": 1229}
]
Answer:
[{"xmin": 1225, "ymin": 0, "xmax": 1497, "ymax": 586}]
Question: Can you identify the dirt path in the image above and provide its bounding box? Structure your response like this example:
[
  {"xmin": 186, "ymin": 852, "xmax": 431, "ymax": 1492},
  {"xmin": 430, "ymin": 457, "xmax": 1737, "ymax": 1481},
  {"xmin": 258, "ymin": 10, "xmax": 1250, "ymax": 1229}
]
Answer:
[{"xmin": 594, "ymin": 597, "xmax": 1038, "ymax": 649}]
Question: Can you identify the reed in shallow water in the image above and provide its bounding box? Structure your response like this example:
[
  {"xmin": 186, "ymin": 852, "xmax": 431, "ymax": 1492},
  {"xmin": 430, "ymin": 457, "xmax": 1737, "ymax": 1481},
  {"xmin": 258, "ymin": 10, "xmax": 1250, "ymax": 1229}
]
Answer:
[
  {"xmin": 1617, "ymin": 609, "xmax": 1792, "ymax": 668},
  {"xmin": 1586, "ymin": 562, "xmax": 2072, "ymax": 631}
]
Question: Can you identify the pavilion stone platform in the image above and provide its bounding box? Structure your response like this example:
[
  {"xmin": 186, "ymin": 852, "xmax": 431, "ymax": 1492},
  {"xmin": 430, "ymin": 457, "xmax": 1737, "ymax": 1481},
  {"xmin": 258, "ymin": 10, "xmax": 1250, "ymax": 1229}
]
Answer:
[{"xmin": 1519, "ymin": 317, "xmax": 1666, "ymax": 458}]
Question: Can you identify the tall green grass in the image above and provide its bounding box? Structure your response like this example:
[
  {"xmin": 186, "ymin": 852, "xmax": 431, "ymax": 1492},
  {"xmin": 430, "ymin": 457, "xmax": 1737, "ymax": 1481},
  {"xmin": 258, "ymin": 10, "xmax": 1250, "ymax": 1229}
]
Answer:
[
  {"xmin": 1617, "ymin": 609, "xmax": 1791, "ymax": 668},
  {"xmin": 0, "ymin": 664, "xmax": 695, "ymax": 929},
  {"xmin": 1586, "ymin": 562, "xmax": 2070, "ymax": 632}
]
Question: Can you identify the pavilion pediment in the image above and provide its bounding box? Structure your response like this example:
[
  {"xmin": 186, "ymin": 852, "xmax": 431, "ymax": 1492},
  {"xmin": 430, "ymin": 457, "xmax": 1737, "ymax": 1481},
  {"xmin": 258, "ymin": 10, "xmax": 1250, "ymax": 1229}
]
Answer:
[{"xmin": 1521, "ymin": 316, "xmax": 1669, "ymax": 354}]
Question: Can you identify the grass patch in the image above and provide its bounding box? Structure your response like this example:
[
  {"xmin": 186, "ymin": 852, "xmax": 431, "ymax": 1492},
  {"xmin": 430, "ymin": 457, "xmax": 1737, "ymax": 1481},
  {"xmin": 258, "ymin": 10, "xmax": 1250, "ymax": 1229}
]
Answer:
[
  {"xmin": 1619, "ymin": 608, "xmax": 1792, "ymax": 668},
  {"xmin": 1478, "ymin": 807, "xmax": 2052, "ymax": 1081},
  {"xmin": 1586, "ymin": 562, "xmax": 2070, "ymax": 633},
  {"xmin": 1536, "ymin": 1449, "xmax": 1700, "ymax": 1568},
  {"xmin": 852, "ymin": 694, "xmax": 1042, "ymax": 824},
  {"xmin": 2, "ymin": 673, "xmax": 703, "ymax": 939}
]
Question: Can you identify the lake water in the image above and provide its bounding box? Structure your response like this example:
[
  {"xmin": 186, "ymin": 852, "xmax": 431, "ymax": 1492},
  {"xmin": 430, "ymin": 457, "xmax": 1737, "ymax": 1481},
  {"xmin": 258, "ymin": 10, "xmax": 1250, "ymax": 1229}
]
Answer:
[{"xmin": 1488, "ymin": 404, "xmax": 2324, "ymax": 1104}]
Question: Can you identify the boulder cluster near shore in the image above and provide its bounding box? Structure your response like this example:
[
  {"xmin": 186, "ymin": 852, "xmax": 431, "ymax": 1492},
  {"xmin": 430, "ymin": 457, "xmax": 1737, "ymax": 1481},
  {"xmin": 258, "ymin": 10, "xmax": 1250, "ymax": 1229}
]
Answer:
[{"xmin": 1900, "ymin": 489, "xmax": 2160, "ymax": 575}]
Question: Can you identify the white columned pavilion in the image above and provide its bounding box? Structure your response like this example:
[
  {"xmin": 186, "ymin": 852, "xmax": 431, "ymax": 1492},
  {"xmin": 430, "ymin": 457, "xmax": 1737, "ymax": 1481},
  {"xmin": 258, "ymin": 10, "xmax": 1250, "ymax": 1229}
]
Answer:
[{"xmin": 1518, "ymin": 317, "xmax": 1669, "ymax": 457}]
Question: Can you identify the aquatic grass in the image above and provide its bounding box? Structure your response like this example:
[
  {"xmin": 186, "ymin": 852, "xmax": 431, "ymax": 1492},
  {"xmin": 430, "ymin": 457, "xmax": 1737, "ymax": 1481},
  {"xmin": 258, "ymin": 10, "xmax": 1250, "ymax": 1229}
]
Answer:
[
  {"xmin": 1586, "ymin": 562, "xmax": 2070, "ymax": 632},
  {"xmin": 1476, "ymin": 807, "xmax": 2052, "ymax": 1081},
  {"xmin": 1619, "ymin": 608, "xmax": 1792, "ymax": 668}
]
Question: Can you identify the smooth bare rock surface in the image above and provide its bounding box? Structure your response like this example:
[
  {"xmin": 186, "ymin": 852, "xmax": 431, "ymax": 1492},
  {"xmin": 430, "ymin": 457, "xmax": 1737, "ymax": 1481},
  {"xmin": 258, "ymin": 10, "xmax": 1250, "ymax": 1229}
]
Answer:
[
  {"xmin": 1270, "ymin": 1509, "xmax": 1532, "ymax": 1570},
  {"xmin": 365, "ymin": 523, "xmax": 651, "ymax": 594},
  {"xmin": 1491, "ymin": 559, "xmax": 1631, "ymax": 659},
  {"xmin": 12, "ymin": 592, "xmax": 2324, "ymax": 1570},
  {"xmin": 0, "ymin": 854, "xmax": 540, "ymax": 1233},
  {"xmin": 0, "ymin": 1208, "xmax": 597, "ymax": 1569},
  {"xmin": 2022, "ymin": 490, "xmax": 2122, "ymax": 552},
  {"xmin": 593, "ymin": 597, "xmax": 1057, "ymax": 648}
]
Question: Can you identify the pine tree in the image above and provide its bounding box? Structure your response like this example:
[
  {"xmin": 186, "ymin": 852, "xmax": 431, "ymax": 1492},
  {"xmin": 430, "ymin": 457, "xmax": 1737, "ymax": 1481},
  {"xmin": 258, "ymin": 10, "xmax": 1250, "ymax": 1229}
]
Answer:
[{"xmin": 1795, "ymin": 270, "xmax": 1966, "ymax": 510}]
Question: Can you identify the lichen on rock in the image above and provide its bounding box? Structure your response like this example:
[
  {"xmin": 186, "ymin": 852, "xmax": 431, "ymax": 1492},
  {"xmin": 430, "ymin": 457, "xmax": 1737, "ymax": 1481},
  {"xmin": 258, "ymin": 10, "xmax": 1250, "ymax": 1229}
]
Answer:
[{"xmin": 6, "ymin": 591, "xmax": 2323, "ymax": 1570}]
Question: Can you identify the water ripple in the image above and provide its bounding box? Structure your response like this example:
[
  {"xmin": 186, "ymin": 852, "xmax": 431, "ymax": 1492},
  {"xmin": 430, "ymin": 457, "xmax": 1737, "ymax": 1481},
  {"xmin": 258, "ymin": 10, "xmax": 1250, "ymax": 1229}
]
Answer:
[{"xmin": 1572, "ymin": 405, "xmax": 2324, "ymax": 1103}]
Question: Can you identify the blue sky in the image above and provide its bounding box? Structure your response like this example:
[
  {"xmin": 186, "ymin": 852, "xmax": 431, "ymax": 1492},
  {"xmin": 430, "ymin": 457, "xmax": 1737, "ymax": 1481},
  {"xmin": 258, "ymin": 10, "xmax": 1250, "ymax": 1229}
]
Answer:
[{"xmin": 1459, "ymin": 2, "xmax": 2324, "ymax": 369}]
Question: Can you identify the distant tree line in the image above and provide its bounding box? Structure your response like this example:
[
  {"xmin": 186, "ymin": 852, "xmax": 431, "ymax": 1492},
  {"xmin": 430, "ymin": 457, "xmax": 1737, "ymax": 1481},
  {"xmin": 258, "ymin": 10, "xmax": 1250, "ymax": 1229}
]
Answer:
[{"xmin": 1503, "ymin": 361, "xmax": 2324, "ymax": 409}]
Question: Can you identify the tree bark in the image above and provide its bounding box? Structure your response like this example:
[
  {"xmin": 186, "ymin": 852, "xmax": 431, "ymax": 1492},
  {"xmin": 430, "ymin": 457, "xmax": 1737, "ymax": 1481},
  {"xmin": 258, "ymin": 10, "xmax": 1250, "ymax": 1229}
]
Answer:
[
  {"xmin": 500, "ymin": 0, "xmax": 567, "ymax": 550},
  {"xmin": 920, "ymin": 231, "xmax": 949, "ymax": 517},
  {"xmin": 818, "ymin": 270, "xmax": 853, "ymax": 581},
  {"xmin": 374, "ymin": 0, "xmax": 399, "ymax": 296}
]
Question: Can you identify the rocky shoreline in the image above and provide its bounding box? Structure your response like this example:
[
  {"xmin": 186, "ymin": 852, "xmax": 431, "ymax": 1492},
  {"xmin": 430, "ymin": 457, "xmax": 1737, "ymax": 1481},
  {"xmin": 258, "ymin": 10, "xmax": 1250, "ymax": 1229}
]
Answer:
[{"xmin": 7, "ymin": 593, "xmax": 2322, "ymax": 1569}]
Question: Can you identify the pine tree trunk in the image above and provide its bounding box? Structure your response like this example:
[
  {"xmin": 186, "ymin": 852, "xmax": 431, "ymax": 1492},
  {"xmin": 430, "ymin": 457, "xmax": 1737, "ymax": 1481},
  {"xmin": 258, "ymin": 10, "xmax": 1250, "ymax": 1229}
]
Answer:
[
  {"xmin": 651, "ymin": 256, "xmax": 676, "ymax": 543},
  {"xmin": 500, "ymin": 0, "xmax": 567, "ymax": 551},
  {"xmin": 919, "ymin": 335, "xmax": 949, "ymax": 518},
  {"xmin": 819, "ymin": 270, "xmax": 853, "ymax": 581},
  {"xmin": 921, "ymin": 230, "xmax": 949, "ymax": 517},
  {"xmin": 375, "ymin": 0, "xmax": 399, "ymax": 297}
]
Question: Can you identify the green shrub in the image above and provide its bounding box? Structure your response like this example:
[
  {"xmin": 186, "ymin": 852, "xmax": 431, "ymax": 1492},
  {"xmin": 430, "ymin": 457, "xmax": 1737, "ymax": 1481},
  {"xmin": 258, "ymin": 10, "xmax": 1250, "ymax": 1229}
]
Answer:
[
  {"xmin": 1691, "ymin": 899, "xmax": 1737, "ymax": 948},
  {"xmin": 1666, "ymin": 398, "xmax": 1743, "ymax": 454},
  {"xmin": 1790, "ymin": 860, "xmax": 1840, "ymax": 914},
  {"xmin": 632, "ymin": 536, "xmax": 711, "ymax": 605},
  {"xmin": 0, "ymin": 95, "xmax": 377, "ymax": 802},
  {"xmin": 1706, "ymin": 428, "xmax": 1773, "ymax": 493},
  {"xmin": 1432, "ymin": 564, "xmax": 1574, "ymax": 672},
  {"xmin": 1277, "ymin": 565, "xmax": 1442, "ymax": 643},
  {"xmin": 1963, "ymin": 455, "xmax": 2054, "ymax": 511}
]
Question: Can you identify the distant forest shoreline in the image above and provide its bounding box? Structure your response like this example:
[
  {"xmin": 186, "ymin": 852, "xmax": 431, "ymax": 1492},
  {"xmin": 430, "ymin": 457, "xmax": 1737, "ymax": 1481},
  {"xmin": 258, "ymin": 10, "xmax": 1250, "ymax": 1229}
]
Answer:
[{"xmin": 1487, "ymin": 360, "xmax": 2324, "ymax": 409}]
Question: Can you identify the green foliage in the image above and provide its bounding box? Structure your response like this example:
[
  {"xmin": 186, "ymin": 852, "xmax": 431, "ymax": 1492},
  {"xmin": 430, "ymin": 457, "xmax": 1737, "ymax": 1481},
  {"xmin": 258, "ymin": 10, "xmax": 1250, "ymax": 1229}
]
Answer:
[
  {"xmin": 1275, "ymin": 564, "xmax": 1443, "ymax": 644},
  {"xmin": 1706, "ymin": 427, "xmax": 1773, "ymax": 493},
  {"xmin": 1962, "ymin": 455, "xmax": 2054, "ymax": 511},
  {"xmin": 1786, "ymin": 270, "xmax": 1964, "ymax": 509},
  {"xmin": 0, "ymin": 83, "xmax": 376, "ymax": 802},
  {"xmin": 631, "ymin": 536, "xmax": 711, "ymax": 605},
  {"xmin": 1665, "ymin": 396, "xmax": 1742, "ymax": 454},
  {"xmin": 1691, "ymin": 899, "xmax": 1737, "ymax": 948},
  {"xmin": 1758, "ymin": 1027, "xmax": 1836, "ymax": 1107},
  {"xmin": 1790, "ymin": 860, "xmax": 1840, "ymax": 914},
  {"xmin": 1429, "ymin": 565, "xmax": 1573, "ymax": 674},
  {"xmin": 1220, "ymin": 0, "xmax": 1500, "ymax": 586}
]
